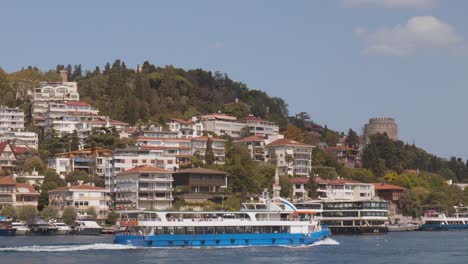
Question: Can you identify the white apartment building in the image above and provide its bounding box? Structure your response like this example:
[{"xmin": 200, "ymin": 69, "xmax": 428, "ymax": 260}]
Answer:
[
  {"xmin": 0, "ymin": 131, "xmax": 38, "ymax": 149},
  {"xmin": 48, "ymin": 183, "xmax": 111, "ymax": 224},
  {"xmin": 267, "ymin": 138, "xmax": 313, "ymax": 176},
  {"xmin": 0, "ymin": 141, "xmax": 18, "ymax": 171},
  {"xmin": 167, "ymin": 118, "xmax": 203, "ymax": 138},
  {"xmin": 105, "ymin": 148, "xmax": 177, "ymax": 192},
  {"xmin": 32, "ymin": 81, "xmax": 80, "ymax": 126},
  {"xmin": 142, "ymin": 126, "xmax": 179, "ymax": 138},
  {"xmin": 0, "ymin": 176, "xmax": 39, "ymax": 209},
  {"xmin": 137, "ymin": 137, "xmax": 192, "ymax": 166},
  {"xmin": 291, "ymin": 177, "xmax": 375, "ymax": 201},
  {"xmin": 241, "ymin": 116, "xmax": 279, "ymax": 138},
  {"xmin": 114, "ymin": 166, "xmax": 173, "ymax": 210},
  {"xmin": 0, "ymin": 106, "xmax": 25, "ymax": 134},
  {"xmin": 200, "ymin": 113, "xmax": 246, "ymax": 138}
]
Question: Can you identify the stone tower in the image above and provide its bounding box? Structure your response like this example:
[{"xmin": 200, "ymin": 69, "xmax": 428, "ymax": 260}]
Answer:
[{"xmin": 364, "ymin": 117, "xmax": 398, "ymax": 142}]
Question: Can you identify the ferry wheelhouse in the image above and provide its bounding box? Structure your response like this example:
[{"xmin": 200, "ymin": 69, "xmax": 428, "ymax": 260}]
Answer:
[
  {"xmin": 420, "ymin": 207, "xmax": 468, "ymax": 231},
  {"xmin": 114, "ymin": 198, "xmax": 330, "ymax": 247},
  {"xmin": 294, "ymin": 200, "xmax": 389, "ymax": 234}
]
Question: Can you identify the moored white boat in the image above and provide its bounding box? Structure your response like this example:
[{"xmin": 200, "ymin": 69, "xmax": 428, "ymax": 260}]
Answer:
[
  {"xmin": 51, "ymin": 222, "xmax": 72, "ymax": 235},
  {"xmin": 70, "ymin": 220, "xmax": 103, "ymax": 235},
  {"xmin": 12, "ymin": 222, "xmax": 30, "ymax": 236},
  {"xmin": 420, "ymin": 207, "xmax": 468, "ymax": 231}
]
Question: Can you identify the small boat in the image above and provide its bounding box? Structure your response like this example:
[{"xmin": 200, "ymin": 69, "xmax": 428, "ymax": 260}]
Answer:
[
  {"xmin": 0, "ymin": 218, "xmax": 16, "ymax": 236},
  {"xmin": 51, "ymin": 222, "xmax": 71, "ymax": 235},
  {"xmin": 27, "ymin": 217, "xmax": 58, "ymax": 236},
  {"xmin": 420, "ymin": 207, "xmax": 468, "ymax": 231},
  {"xmin": 114, "ymin": 195, "xmax": 331, "ymax": 247},
  {"xmin": 70, "ymin": 220, "xmax": 103, "ymax": 235},
  {"xmin": 12, "ymin": 222, "xmax": 30, "ymax": 235}
]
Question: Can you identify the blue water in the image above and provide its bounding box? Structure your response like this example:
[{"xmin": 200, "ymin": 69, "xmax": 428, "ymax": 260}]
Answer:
[{"xmin": 1, "ymin": 232, "xmax": 467, "ymax": 264}]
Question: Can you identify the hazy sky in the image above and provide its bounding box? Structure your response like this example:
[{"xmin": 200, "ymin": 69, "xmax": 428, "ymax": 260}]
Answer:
[{"xmin": 1, "ymin": 0, "xmax": 468, "ymax": 159}]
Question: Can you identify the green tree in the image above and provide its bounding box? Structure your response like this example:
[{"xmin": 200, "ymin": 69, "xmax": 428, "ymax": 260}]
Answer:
[
  {"xmin": 62, "ymin": 207, "xmax": 77, "ymax": 225},
  {"xmin": 106, "ymin": 211, "xmax": 119, "ymax": 225},
  {"xmin": 41, "ymin": 206, "xmax": 59, "ymax": 220},
  {"xmin": 66, "ymin": 170, "xmax": 93, "ymax": 184},
  {"xmin": 279, "ymin": 175, "xmax": 292, "ymax": 198},
  {"xmin": 284, "ymin": 125, "xmax": 303, "ymax": 142},
  {"xmin": 400, "ymin": 189, "xmax": 422, "ymax": 218},
  {"xmin": 21, "ymin": 156, "xmax": 45, "ymax": 173},
  {"xmin": 345, "ymin": 128, "xmax": 359, "ymax": 148},
  {"xmin": 86, "ymin": 206, "xmax": 97, "ymax": 220},
  {"xmin": 205, "ymin": 138, "xmax": 215, "ymax": 166},
  {"xmin": 306, "ymin": 176, "xmax": 319, "ymax": 199},
  {"xmin": 0, "ymin": 206, "xmax": 17, "ymax": 219},
  {"xmin": 17, "ymin": 206, "xmax": 38, "ymax": 221}
]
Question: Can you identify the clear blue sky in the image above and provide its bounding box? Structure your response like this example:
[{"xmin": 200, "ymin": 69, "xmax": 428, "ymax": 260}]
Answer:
[{"xmin": 2, "ymin": 0, "xmax": 468, "ymax": 159}]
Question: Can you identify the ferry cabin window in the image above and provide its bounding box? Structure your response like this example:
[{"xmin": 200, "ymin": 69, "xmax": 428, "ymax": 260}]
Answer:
[{"xmin": 157, "ymin": 226, "xmax": 290, "ymax": 235}]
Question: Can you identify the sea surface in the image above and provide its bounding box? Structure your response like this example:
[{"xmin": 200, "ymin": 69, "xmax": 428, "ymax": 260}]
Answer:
[{"xmin": 0, "ymin": 232, "xmax": 467, "ymax": 264}]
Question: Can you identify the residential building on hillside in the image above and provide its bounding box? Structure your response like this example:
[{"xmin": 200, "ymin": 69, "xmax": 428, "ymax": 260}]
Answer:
[
  {"xmin": 173, "ymin": 168, "xmax": 228, "ymax": 202},
  {"xmin": 200, "ymin": 113, "xmax": 246, "ymax": 138},
  {"xmin": 234, "ymin": 135, "xmax": 267, "ymax": 161},
  {"xmin": 191, "ymin": 136, "xmax": 226, "ymax": 164},
  {"xmin": 0, "ymin": 176, "xmax": 39, "ymax": 209},
  {"xmin": 316, "ymin": 178, "xmax": 375, "ymax": 200},
  {"xmin": 291, "ymin": 177, "xmax": 375, "ymax": 201},
  {"xmin": 48, "ymin": 183, "xmax": 110, "ymax": 224},
  {"xmin": 136, "ymin": 137, "xmax": 192, "ymax": 167},
  {"xmin": 114, "ymin": 166, "xmax": 173, "ymax": 210},
  {"xmin": 13, "ymin": 169, "xmax": 45, "ymax": 186},
  {"xmin": 48, "ymin": 147, "xmax": 112, "ymax": 178},
  {"xmin": 324, "ymin": 146, "xmax": 360, "ymax": 169},
  {"xmin": 142, "ymin": 126, "xmax": 178, "ymax": 138},
  {"xmin": 373, "ymin": 183, "xmax": 405, "ymax": 215},
  {"xmin": 167, "ymin": 118, "xmax": 203, "ymax": 138},
  {"xmin": 267, "ymin": 138, "xmax": 313, "ymax": 176},
  {"xmin": 0, "ymin": 131, "xmax": 38, "ymax": 149},
  {"xmin": 105, "ymin": 148, "xmax": 177, "ymax": 192},
  {"xmin": 241, "ymin": 116, "xmax": 279, "ymax": 138},
  {"xmin": 0, "ymin": 106, "xmax": 25, "ymax": 134},
  {"xmin": 0, "ymin": 141, "xmax": 18, "ymax": 172}
]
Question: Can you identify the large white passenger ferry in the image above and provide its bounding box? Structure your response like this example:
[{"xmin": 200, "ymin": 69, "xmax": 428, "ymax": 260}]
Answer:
[{"xmin": 114, "ymin": 196, "xmax": 330, "ymax": 247}]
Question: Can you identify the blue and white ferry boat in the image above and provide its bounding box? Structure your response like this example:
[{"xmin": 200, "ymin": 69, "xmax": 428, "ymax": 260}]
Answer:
[
  {"xmin": 114, "ymin": 196, "xmax": 330, "ymax": 247},
  {"xmin": 420, "ymin": 207, "xmax": 468, "ymax": 231}
]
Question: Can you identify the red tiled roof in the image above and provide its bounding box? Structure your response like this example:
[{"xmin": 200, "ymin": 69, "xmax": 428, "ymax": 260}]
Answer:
[
  {"xmin": 175, "ymin": 167, "xmax": 227, "ymax": 175},
  {"xmin": 49, "ymin": 184, "xmax": 107, "ymax": 192},
  {"xmin": 117, "ymin": 165, "xmax": 170, "ymax": 175},
  {"xmin": 290, "ymin": 177, "xmax": 309, "ymax": 184},
  {"xmin": 141, "ymin": 146, "xmax": 191, "ymax": 150},
  {"xmin": 169, "ymin": 118, "xmax": 194, "ymax": 125},
  {"xmin": 0, "ymin": 141, "xmax": 9, "ymax": 152},
  {"xmin": 235, "ymin": 135, "xmax": 264, "ymax": 143},
  {"xmin": 201, "ymin": 113, "xmax": 237, "ymax": 121},
  {"xmin": 267, "ymin": 138, "xmax": 312, "ymax": 147},
  {"xmin": 241, "ymin": 116, "xmax": 268, "ymax": 122},
  {"xmin": 13, "ymin": 146, "xmax": 27, "ymax": 155},
  {"xmin": 372, "ymin": 183, "xmax": 405, "ymax": 191},
  {"xmin": 192, "ymin": 136, "xmax": 226, "ymax": 142},
  {"xmin": 315, "ymin": 177, "xmax": 359, "ymax": 185},
  {"xmin": 0, "ymin": 176, "xmax": 16, "ymax": 185},
  {"xmin": 137, "ymin": 137, "xmax": 191, "ymax": 142},
  {"xmin": 15, "ymin": 183, "xmax": 38, "ymax": 194},
  {"xmin": 64, "ymin": 101, "xmax": 91, "ymax": 107}
]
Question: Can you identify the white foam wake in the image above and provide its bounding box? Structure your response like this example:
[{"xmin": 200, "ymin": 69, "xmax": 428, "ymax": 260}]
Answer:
[
  {"xmin": 0, "ymin": 243, "xmax": 136, "ymax": 252},
  {"xmin": 280, "ymin": 238, "xmax": 340, "ymax": 248}
]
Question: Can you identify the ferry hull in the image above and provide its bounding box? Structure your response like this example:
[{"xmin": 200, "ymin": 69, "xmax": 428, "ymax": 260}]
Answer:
[
  {"xmin": 329, "ymin": 226, "xmax": 388, "ymax": 235},
  {"xmin": 0, "ymin": 228, "xmax": 16, "ymax": 236},
  {"xmin": 114, "ymin": 229, "xmax": 331, "ymax": 247},
  {"xmin": 419, "ymin": 224, "xmax": 468, "ymax": 231}
]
